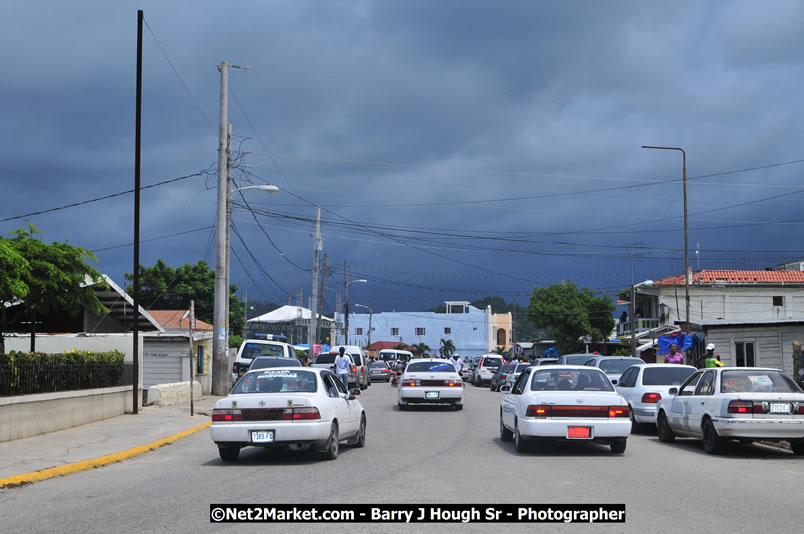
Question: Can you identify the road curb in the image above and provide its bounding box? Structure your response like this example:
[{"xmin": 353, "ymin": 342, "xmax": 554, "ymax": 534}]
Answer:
[{"xmin": 0, "ymin": 420, "xmax": 211, "ymax": 489}]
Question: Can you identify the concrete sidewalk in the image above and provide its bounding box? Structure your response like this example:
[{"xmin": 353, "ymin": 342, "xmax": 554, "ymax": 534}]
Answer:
[{"xmin": 0, "ymin": 396, "xmax": 222, "ymax": 488}]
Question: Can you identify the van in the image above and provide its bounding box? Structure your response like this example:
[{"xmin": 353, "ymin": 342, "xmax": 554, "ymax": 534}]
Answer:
[
  {"xmin": 472, "ymin": 354, "xmax": 504, "ymax": 386},
  {"xmin": 378, "ymin": 349, "xmax": 413, "ymax": 369},
  {"xmin": 316, "ymin": 345, "xmax": 370, "ymax": 390},
  {"xmin": 232, "ymin": 334, "xmax": 295, "ymax": 382}
]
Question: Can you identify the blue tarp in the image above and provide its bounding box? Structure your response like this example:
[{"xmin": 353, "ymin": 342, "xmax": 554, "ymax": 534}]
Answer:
[{"xmin": 657, "ymin": 334, "xmax": 696, "ymax": 354}]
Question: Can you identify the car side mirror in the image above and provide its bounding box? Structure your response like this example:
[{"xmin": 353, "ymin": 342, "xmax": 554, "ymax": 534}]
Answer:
[
  {"xmin": 500, "ymin": 385, "xmax": 512, "ymax": 393},
  {"xmin": 668, "ymin": 387, "xmax": 678, "ymax": 395},
  {"xmin": 350, "ymin": 388, "xmax": 361, "ymax": 396}
]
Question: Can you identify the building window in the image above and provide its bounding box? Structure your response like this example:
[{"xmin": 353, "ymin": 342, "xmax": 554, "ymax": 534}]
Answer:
[
  {"xmin": 355, "ymin": 328, "xmax": 364, "ymax": 336},
  {"xmin": 473, "ymin": 327, "xmax": 478, "ymax": 331},
  {"xmin": 735, "ymin": 341, "xmax": 755, "ymax": 367},
  {"xmin": 196, "ymin": 345, "xmax": 204, "ymax": 374},
  {"xmin": 773, "ymin": 296, "xmax": 784, "ymax": 306},
  {"xmin": 444, "ymin": 328, "xmax": 451, "ymax": 334},
  {"xmin": 391, "ymin": 328, "xmax": 399, "ymax": 336},
  {"xmin": 415, "ymin": 327, "xmax": 426, "ymax": 336}
]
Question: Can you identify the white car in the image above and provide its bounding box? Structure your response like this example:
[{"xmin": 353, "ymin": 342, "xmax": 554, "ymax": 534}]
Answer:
[
  {"xmin": 398, "ymin": 358, "xmax": 464, "ymax": 410},
  {"xmin": 656, "ymin": 367, "xmax": 804, "ymax": 455},
  {"xmin": 616, "ymin": 364, "xmax": 697, "ymax": 426},
  {"xmin": 473, "ymin": 354, "xmax": 504, "ymax": 386},
  {"xmin": 500, "ymin": 365, "xmax": 631, "ymax": 453},
  {"xmin": 210, "ymin": 367, "xmax": 366, "ymax": 462}
]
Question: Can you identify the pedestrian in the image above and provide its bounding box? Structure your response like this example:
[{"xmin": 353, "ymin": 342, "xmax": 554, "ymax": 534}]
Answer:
[
  {"xmin": 334, "ymin": 346, "xmax": 352, "ymax": 393},
  {"xmin": 793, "ymin": 341, "xmax": 804, "ymax": 388},
  {"xmin": 452, "ymin": 354, "xmax": 463, "ymax": 373},
  {"xmin": 704, "ymin": 343, "xmax": 724, "ymax": 368},
  {"xmin": 620, "ymin": 310, "xmax": 628, "ymax": 325},
  {"xmin": 664, "ymin": 343, "xmax": 684, "ymax": 364}
]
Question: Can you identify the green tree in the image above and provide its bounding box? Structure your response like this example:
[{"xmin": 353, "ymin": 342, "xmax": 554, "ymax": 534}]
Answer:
[
  {"xmin": 412, "ymin": 342, "xmax": 431, "ymax": 357},
  {"xmin": 439, "ymin": 338, "xmax": 456, "ymax": 358},
  {"xmin": 125, "ymin": 259, "xmax": 245, "ymax": 336},
  {"xmin": 0, "ymin": 226, "xmax": 105, "ymax": 353},
  {"xmin": 527, "ymin": 282, "xmax": 615, "ymax": 355}
]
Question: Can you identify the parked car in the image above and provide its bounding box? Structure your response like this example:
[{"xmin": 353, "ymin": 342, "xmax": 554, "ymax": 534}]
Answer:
[
  {"xmin": 329, "ymin": 345, "xmax": 371, "ymax": 389},
  {"xmin": 490, "ymin": 363, "xmax": 517, "ymax": 392},
  {"xmin": 583, "ymin": 356, "xmax": 645, "ymax": 385},
  {"xmin": 210, "ymin": 367, "xmax": 366, "ymax": 461},
  {"xmin": 656, "ymin": 367, "xmax": 804, "ymax": 455},
  {"xmin": 398, "ymin": 358, "xmax": 464, "ymax": 410},
  {"xmin": 500, "ymin": 366, "xmax": 631, "ymax": 453},
  {"xmin": 231, "ymin": 334, "xmax": 295, "ymax": 382},
  {"xmin": 556, "ymin": 354, "xmax": 594, "ymax": 366},
  {"xmin": 248, "ymin": 356, "xmax": 302, "ymax": 372},
  {"xmin": 615, "ymin": 364, "xmax": 696, "ymax": 427},
  {"xmin": 473, "ymin": 354, "xmax": 504, "ymax": 386},
  {"xmin": 368, "ymin": 361, "xmax": 392, "ymax": 382}
]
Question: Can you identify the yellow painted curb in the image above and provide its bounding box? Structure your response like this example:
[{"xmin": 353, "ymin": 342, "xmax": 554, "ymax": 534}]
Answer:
[{"xmin": 0, "ymin": 420, "xmax": 211, "ymax": 489}]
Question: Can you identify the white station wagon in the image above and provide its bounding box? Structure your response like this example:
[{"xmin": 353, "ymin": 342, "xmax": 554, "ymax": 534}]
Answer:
[
  {"xmin": 500, "ymin": 366, "xmax": 631, "ymax": 453},
  {"xmin": 210, "ymin": 367, "xmax": 366, "ymax": 462},
  {"xmin": 398, "ymin": 358, "xmax": 464, "ymax": 410},
  {"xmin": 656, "ymin": 367, "xmax": 804, "ymax": 455}
]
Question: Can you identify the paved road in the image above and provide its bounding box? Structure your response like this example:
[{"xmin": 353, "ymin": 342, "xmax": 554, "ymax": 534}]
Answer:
[{"xmin": 2, "ymin": 381, "xmax": 802, "ymax": 533}]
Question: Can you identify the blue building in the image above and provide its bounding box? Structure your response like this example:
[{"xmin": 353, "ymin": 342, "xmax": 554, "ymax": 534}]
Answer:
[{"xmin": 340, "ymin": 301, "xmax": 512, "ymax": 358}]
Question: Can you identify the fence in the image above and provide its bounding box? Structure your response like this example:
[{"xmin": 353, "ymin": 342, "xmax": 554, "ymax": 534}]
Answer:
[{"xmin": 0, "ymin": 362, "xmax": 133, "ymax": 397}]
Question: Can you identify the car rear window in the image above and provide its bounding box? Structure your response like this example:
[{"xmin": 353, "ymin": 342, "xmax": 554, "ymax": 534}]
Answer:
[
  {"xmin": 406, "ymin": 361, "xmax": 456, "ymax": 373},
  {"xmin": 530, "ymin": 369, "xmax": 614, "ymax": 392},
  {"xmin": 242, "ymin": 342, "xmax": 284, "ymax": 359},
  {"xmin": 598, "ymin": 359, "xmax": 642, "ymax": 374},
  {"xmin": 564, "ymin": 355, "xmax": 590, "ymax": 365},
  {"xmin": 500, "ymin": 364, "xmax": 516, "ymax": 373},
  {"xmin": 720, "ymin": 370, "xmax": 802, "ymax": 393},
  {"xmin": 233, "ymin": 370, "xmax": 317, "ymax": 394},
  {"xmin": 379, "ymin": 352, "xmax": 396, "ymax": 360},
  {"xmin": 642, "ymin": 367, "xmax": 695, "ymax": 386},
  {"xmin": 515, "ymin": 364, "xmax": 530, "ymax": 373},
  {"xmin": 351, "ymin": 353, "xmax": 363, "ymax": 366},
  {"xmin": 250, "ymin": 358, "xmax": 301, "ymax": 370},
  {"xmin": 314, "ymin": 354, "xmax": 336, "ymax": 364},
  {"xmin": 369, "ymin": 362, "xmax": 388, "ymax": 369},
  {"xmin": 482, "ymin": 357, "xmax": 502, "ymax": 368}
]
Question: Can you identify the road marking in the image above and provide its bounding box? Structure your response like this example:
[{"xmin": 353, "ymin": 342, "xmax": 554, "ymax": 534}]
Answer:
[{"xmin": 0, "ymin": 420, "xmax": 211, "ymax": 489}]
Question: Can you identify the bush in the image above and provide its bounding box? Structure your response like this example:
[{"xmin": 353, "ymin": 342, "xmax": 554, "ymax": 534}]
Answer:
[
  {"xmin": 229, "ymin": 335, "xmax": 244, "ymax": 349},
  {"xmin": 0, "ymin": 349, "xmax": 126, "ymax": 396}
]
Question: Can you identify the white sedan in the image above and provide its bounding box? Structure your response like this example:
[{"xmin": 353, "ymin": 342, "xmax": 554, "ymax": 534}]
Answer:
[
  {"xmin": 656, "ymin": 367, "xmax": 804, "ymax": 455},
  {"xmin": 210, "ymin": 367, "xmax": 366, "ymax": 461},
  {"xmin": 615, "ymin": 364, "xmax": 697, "ymax": 426},
  {"xmin": 500, "ymin": 366, "xmax": 631, "ymax": 453},
  {"xmin": 398, "ymin": 358, "xmax": 464, "ymax": 410}
]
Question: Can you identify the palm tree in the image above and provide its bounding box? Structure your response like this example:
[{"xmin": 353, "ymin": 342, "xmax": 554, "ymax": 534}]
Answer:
[
  {"xmin": 413, "ymin": 342, "xmax": 431, "ymax": 357},
  {"xmin": 439, "ymin": 338, "xmax": 456, "ymax": 359}
]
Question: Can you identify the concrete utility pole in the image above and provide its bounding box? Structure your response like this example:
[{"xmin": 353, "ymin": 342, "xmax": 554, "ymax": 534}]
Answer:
[
  {"xmin": 315, "ymin": 253, "xmax": 328, "ymax": 346},
  {"xmin": 224, "ymin": 123, "xmax": 233, "ymax": 342},
  {"xmin": 211, "ymin": 61, "xmax": 230, "ymax": 396},
  {"xmin": 344, "ymin": 261, "xmax": 349, "ymax": 345},
  {"xmin": 308, "ymin": 206, "xmax": 322, "ymax": 349},
  {"xmin": 243, "ymin": 289, "xmax": 248, "ymax": 336}
]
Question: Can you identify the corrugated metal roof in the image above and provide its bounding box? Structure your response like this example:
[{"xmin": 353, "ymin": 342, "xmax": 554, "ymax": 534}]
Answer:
[{"xmin": 654, "ymin": 270, "xmax": 804, "ymax": 286}]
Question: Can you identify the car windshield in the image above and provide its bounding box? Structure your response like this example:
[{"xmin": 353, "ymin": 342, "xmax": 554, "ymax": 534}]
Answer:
[
  {"xmin": 530, "ymin": 369, "xmax": 614, "ymax": 392},
  {"xmin": 314, "ymin": 354, "xmax": 337, "ymax": 364},
  {"xmin": 233, "ymin": 370, "xmax": 317, "ymax": 394},
  {"xmin": 598, "ymin": 359, "xmax": 642, "ymax": 374},
  {"xmin": 241, "ymin": 342, "xmax": 284, "ymax": 360},
  {"xmin": 482, "ymin": 357, "xmax": 502, "ymax": 368},
  {"xmin": 250, "ymin": 358, "xmax": 301, "ymax": 370},
  {"xmin": 720, "ymin": 370, "xmax": 802, "ymax": 394},
  {"xmin": 406, "ymin": 361, "xmax": 456, "ymax": 373},
  {"xmin": 564, "ymin": 355, "xmax": 590, "ymax": 365},
  {"xmin": 642, "ymin": 366, "xmax": 696, "ymax": 386}
]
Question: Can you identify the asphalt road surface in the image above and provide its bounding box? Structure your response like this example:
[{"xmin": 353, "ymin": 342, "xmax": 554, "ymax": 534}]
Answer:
[{"xmin": 2, "ymin": 381, "xmax": 802, "ymax": 533}]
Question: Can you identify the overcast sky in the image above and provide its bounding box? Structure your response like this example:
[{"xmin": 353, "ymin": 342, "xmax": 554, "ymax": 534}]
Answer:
[{"xmin": 2, "ymin": 0, "xmax": 803, "ymax": 319}]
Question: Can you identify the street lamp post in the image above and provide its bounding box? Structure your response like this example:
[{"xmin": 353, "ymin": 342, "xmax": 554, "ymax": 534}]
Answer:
[
  {"xmin": 641, "ymin": 145, "xmax": 690, "ymax": 334},
  {"xmin": 344, "ymin": 278, "xmax": 367, "ymax": 345},
  {"xmin": 354, "ymin": 303, "xmax": 373, "ymax": 349}
]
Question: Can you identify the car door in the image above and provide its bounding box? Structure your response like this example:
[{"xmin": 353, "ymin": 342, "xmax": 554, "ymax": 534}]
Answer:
[
  {"xmin": 669, "ymin": 371, "xmax": 703, "ymax": 432},
  {"xmin": 686, "ymin": 371, "xmax": 716, "ymax": 435},
  {"xmin": 503, "ymin": 368, "xmax": 530, "ymax": 429},
  {"xmin": 616, "ymin": 366, "xmax": 638, "ymax": 406},
  {"xmin": 322, "ymin": 372, "xmax": 356, "ymax": 437}
]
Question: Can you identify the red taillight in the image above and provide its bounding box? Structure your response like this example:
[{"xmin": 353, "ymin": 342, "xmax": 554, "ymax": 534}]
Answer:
[
  {"xmin": 351, "ymin": 365, "xmax": 357, "ymax": 373},
  {"xmin": 446, "ymin": 381, "xmax": 463, "ymax": 387},
  {"xmin": 212, "ymin": 408, "xmax": 242, "ymax": 422},
  {"xmin": 402, "ymin": 379, "xmax": 418, "ymax": 387},
  {"xmin": 728, "ymin": 401, "xmax": 754, "ymax": 414},
  {"xmin": 641, "ymin": 393, "xmax": 662, "ymax": 403},
  {"xmin": 283, "ymin": 407, "xmax": 321, "ymax": 420},
  {"xmin": 383, "ymin": 369, "xmax": 389, "ymax": 373},
  {"xmin": 609, "ymin": 406, "xmax": 629, "ymax": 418},
  {"xmin": 526, "ymin": 405, "xmax": 551, "ymax": 417}
]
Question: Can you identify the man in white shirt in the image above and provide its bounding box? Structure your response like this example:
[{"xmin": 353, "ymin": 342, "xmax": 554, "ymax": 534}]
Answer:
[
  {"xmin": 334, "ymin": 347, "xmax": 352, "ymax": 392},
  {"xmin": 451, "ymin": 354, "xmax": 462, "ymax": 373}
]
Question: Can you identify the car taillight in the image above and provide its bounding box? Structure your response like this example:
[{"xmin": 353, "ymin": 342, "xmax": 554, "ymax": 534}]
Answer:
[
  {"xmin": 212, "ymin": 408, "xmax": 242, "ymax": 421},
  {"xmin": 526, "ymin": 405, "xmax": 550, "ymax": 418},
  {"xmin": 797, "ymin": 403, "xmax": 804, "ymax": 414},
  {"xmin": 351, "ymin": 365, "xmax": 357, "ymax": 373},
  {"xmin": 383, "ymin": 369, "xmax": 389, "ymax": 373},
  {"xmin": 641, "ymin": 393, "xmax": 662, "ymax": 403},
  {"xmin": 609, "ymin": 406, "xmax": 629, "ymax": 418},
  {"xmin": 727, "ymin": 400, "xmax": 755, "ymax": 414},
  {"xmin": 402, "ymin": 379, "xmax": 418, "ymax": 387},
  {"xmin": 446, "ymin": 381, "xmax": 462, "ymax": 387},
  {"xmin": 282, "ymin": 407, "xmax": 321, "ymax": 420}
]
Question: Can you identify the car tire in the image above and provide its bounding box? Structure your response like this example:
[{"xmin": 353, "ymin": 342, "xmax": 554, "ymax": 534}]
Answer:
[
  {"xmin": 218, "ymin": 446, "xmax": 240, "ymax": 462},
  {"xmin": 610, "ymin": 438, "xmax": 627, "ymax": 454},
  {"xmin": 657, "ymin": 411, "xmax": 676, "ymax": 443},
  {"xmin": 628, "ymin": 405, "xmax": 642, "ymax": 434},
  {"xmin": 454, "ymin": 403, "xmax": 463, "ymax": 411},
  {"xmin": 500, "ymin": 412, "xmax": 513, "ymax": 442},
  {"xmin": 359, "ymin": 381, "xmax": 367, "ymax": 391},
  {"xmin": 702, "ymin": 419, "xmax": 723, "ymax": 455},
  {"xmin": 514, "ymin": 421, "xmax": 528, "ymax": 453},
  {"xmin": 350, "ymin": 415, "xmax": 366, "ymax": 448},
  {"xmin": 398, "ymin": 402, "xmax": 408, "ymax": 411},
  {"xmin": 319, "ymin": 422, "xmax": 339, "ymax": 460},
  {"xmin": 791, "ymin": 440, "xmax": 804, "ymax": 456}
]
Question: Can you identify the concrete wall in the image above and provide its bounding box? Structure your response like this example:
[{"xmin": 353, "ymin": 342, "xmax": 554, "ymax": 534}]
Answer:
[
  {"xmin": 704, "ymin": 324, "xmax": 804, "ymax": 375},
  {"xmin": 145, "ymin": 380, "xmax": 202, "ymax": 406},
  {"xmin": 0, "ymin": 386, "xmax": 134, "ymax": 442}
]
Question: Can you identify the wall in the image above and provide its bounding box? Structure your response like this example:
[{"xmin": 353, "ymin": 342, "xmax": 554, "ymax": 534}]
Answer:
[
  {"xmin": 652, "ymin": 286, "xmax": 804, "ymax": 325},
  {"xmin": 0, "ymin": 386, "xmax": 134, "ymax": 442},
  {"xmin": 703, "ymin": 324, "xmax": 804, "ymax": 374}
]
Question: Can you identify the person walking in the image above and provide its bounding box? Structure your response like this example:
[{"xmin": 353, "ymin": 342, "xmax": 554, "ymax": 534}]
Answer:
[
  {"xmin": 452, "ymin": 354, "xmax": 463, "ymax": 373},
  {"xmin": 704, "ymin": 343, "xmax": 724, "ymax": 368},
  {"xmin": 664, "ymin": 343, "xmax": 684, "ymax": 364},
  {"xmin": 335, "ymin": 346, "xmax": 352, "ymax": 392}
]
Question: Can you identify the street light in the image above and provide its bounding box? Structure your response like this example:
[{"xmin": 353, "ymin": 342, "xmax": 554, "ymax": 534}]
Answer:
[
  {"xmin": 641, "ymin": 145, "xmax": 690, "ymax": 335},
  {"xmin": 344, "ymin": 278, "xmax": 367, "ymax": 345},
  {"xmin": 354, "ymin": 303, "xmax": 373, "ymax": 349},
  {"xmin": 212, "ymin": 182, "xmax": 279, "ymax": 396}
]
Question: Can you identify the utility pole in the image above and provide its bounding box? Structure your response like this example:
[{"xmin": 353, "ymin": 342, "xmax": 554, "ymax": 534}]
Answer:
[
  {"xmin": 308, "ymin": 206, "xmax": 322, "ymax": 349},
  {"xmin": 211, "ymin": 60, "xmax": 230, "ymax": 396},
  {"xmin": 132, "ymin": 9, "xmax": 143, "ymax": 414},
  {"xmin": 224, "ymin": 123, "xmax": 233, "ymax": 344},
  {"xmin": 188, "ymin": 300, "xmax": 195, "ymax": 416},
  {"xmin": 344, "ymin": 261, "xmax": 349, "ymax": 345},
  {"xmin": 315, "ymin": 253, "xmax": 328, "ymax": 346},
  {"xmin": 243, "ymin": 289, "xmax": 248, "ymax": 337}
]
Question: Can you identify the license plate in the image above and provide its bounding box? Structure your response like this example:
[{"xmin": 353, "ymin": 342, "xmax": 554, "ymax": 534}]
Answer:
[
  {"xmin": 770, "ymin": 403, "xmax": 790, "ymax": 414},
  {"xmin": 251, "ymin": 431, "xmax": 274, "ymax": 443},
  {"xmin": 567, "ymin": 426, "xmax": 591, "ymax": 439},
  {"xmin": 425, "ymin": 391, "xmax": 440, "ymax": 399}
]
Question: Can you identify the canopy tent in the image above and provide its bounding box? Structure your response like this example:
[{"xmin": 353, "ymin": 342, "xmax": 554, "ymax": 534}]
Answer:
[{"xmin": 247, "ymin": 305, "xmax": 333, "ymax": 325}]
